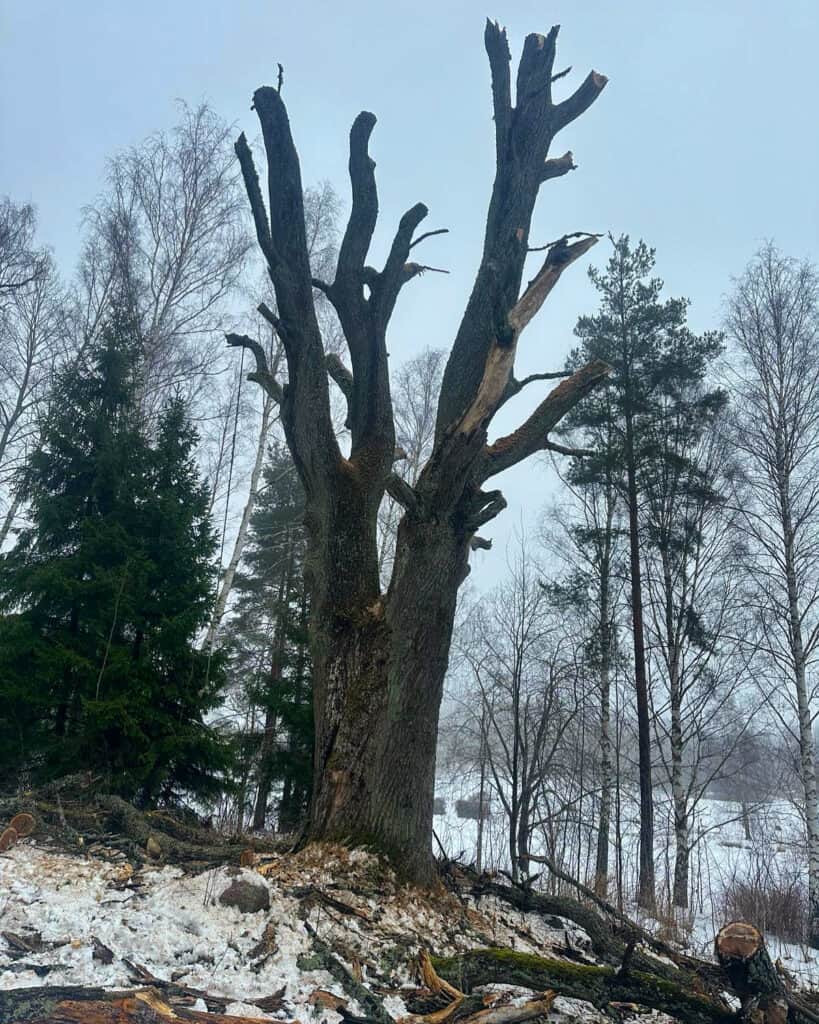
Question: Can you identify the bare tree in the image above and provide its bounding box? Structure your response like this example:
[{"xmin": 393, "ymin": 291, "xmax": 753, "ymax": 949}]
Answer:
[
  {"xmin": 725, "ymin": 243, "xmax": 819, "ymax": 945},
  {"xmin": 229, "ymin": 21, "xmax": 609, "ymax": 882},
  {"xmin": 76, "ymin": 102, "xmax": 250, "ymax": 412},
  {"xmin": 459, "ymin": 539, "xmax": 586, "ymax": 881},
  {"xmin": 0, "ymin": 199, "xmax": 63, "ymax": 545},
  {"xmin": 548, "ymin": 447, "xmax": 625, "ymax": 897}
]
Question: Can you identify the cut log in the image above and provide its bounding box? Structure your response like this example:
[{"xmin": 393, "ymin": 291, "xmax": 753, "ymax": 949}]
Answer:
[
  {"xmin": 0, "ymin": 985, "xmax": 288, "ymax": 1023},
  {"xmin": 715, "ymin": 923, "xmax": 788, "ymax": 1024},
  {"xmin": 432, "ymin": 949, "xmax": 737, "ymax": 1024}
]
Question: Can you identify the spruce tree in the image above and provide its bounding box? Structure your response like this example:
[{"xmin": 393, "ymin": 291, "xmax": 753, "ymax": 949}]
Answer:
[{"xmin": 0, "ymin": 312, "xmax": 229, "ymax": 800}]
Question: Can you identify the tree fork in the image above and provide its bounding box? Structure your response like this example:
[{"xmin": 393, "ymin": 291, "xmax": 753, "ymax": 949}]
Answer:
[{"xmin": 232, "ymin": 21, "xmax": 608, "ymax": 884}]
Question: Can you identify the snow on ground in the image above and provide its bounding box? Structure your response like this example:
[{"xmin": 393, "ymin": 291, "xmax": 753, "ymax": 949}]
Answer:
[
  {"xmin": 0, "ymin": 838, "xmax": 595, "ymax": 1020},
  {"xmin": 434, "ymin": 771, "xmax": 819, "ymax": 988}
]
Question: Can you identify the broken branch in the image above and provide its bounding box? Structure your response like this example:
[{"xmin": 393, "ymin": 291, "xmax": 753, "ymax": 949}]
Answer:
[
  {"xmin": 482, "ymin": 360, "xmax": 610, "ymax": 478},
  {"xmin": 225, "ymin": 333, "xmax": 283, "ymax": 403}
]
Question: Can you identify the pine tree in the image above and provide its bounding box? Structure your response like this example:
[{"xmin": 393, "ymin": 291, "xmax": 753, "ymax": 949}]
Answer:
[
  {"xmin": 562, "ymin": 235, "xmax": 724, "ymax": 909},
  {"xmin": 0, "ymin": 312, "xmax": 229, "ymax": 800},
  {"xmin": 225, "ymin": 441, "xmax": 312, "ymax": 831}
]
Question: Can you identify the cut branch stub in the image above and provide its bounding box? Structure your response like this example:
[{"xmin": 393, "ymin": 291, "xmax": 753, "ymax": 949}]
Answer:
[{"xmin": 225, "ymin": 333, "xmax": 283, "ymax": 403}]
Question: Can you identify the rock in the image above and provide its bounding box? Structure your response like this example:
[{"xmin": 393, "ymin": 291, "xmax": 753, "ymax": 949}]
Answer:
[
  {"xmin": 218, "ymin": 877, "xmax": 270, "ymax": 914},
  {"xmin": 91, "ymin": 936, "xmax": 115, "ymax": 964}
]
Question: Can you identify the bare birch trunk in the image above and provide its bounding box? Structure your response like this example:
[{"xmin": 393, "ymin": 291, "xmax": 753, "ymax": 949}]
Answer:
[{"xmin": 206, "ymin": 394, "xmax": 275, "ymax": 647}]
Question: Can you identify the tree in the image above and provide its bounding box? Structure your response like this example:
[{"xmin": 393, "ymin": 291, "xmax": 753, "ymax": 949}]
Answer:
[
  {"xmin": 0, "ymin": 312, "xmax": 228, "ymax": 801},
  {"xmin": 725, "ymin": 243, "xmax": 819, "ymax": 946},
  {"xmin": 76, "ymin": 103, "xmax": 250, "ymax": 412},
  {"xmin": 228, "ymin": 21, "xmax": 609, "ymax": 883},
  {"xmin": 0, "ymin": 198, "xmax": 64, "ymax": 545},
  {"xmin": 642, "ymin": 423, "xmax": 746, "ymax": 911},
  {"xmin": 547, "ymin": 459, "xmax": 625, "ymax": 898},
  {"xmin": 458, "ymin": 539, "xmax": 586, "ymax": 881},
  {"xmin": 224, "ymin": 442, "xmax": 311, "ymax": 832},
  {"xmin": 563, "ymin": 235, "xmax": 722, "ymax": 908}
]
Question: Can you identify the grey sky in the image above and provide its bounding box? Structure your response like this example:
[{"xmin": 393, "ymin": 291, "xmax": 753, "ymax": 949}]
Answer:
[{"xmin": 3, "ymin": 0, "xmax": 818, "ymax": 582}]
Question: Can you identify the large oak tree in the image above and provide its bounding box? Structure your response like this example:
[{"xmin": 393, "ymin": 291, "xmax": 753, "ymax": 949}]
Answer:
[{"xmin": 228, "ymin": 21, "xmax": 609, "ymax": 882}]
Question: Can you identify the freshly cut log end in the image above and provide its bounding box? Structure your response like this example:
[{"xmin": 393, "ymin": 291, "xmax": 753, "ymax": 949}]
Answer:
[
  {"xmin": 715, "ymin": 922, "xmax": 764, "ymax": 962},
  {"xmin": 715, "ymin": 922, "xmax": 788, "ymax": 1024},
  {"xmin": 0, "ymin": 825, "xmax": 18, "ymax": 852},
  {"xmin": 9, "ymin": 812, "xmax": 35, "ymax": 838}
]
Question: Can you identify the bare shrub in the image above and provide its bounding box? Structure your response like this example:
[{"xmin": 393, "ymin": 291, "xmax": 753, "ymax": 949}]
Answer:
[{"xmin": 721, "ymin": 870, "xmax": 808, "ymax": 944}]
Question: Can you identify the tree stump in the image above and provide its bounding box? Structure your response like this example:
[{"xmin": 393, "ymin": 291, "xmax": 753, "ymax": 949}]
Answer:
[{"xmin": 715, "ymin": 922, "xmax": 788, "ymax": 1024}]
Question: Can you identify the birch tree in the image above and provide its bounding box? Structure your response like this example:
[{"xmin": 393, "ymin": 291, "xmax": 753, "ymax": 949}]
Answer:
[{"xmin": 725, "ymin": 243, "xmax": 819, "ymax": 946}]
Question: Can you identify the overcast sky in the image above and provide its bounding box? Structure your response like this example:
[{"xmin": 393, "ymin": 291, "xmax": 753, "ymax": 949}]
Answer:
[{"xmin": 3, "ymin": 0, "xmax": 818, "ymax": 586}]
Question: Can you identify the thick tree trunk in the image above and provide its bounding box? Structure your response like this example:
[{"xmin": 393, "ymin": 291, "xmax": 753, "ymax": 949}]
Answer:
[
  {"xmin": 307, "ymin": 513, "xmax": 468, "ymax": 883},
  {"xmin": 232, "ymin": 26, "xmax": 608, "ymax": 884}
]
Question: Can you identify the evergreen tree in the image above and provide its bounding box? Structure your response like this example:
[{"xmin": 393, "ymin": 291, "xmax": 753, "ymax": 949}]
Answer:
[
  {"xmin": 561, "ymin": 236, "xmax": 724, "ymax": 909},
  {"xmin": 0, "ymin": 312, "xmax": 229, "ymax": 800},
  {"xmin": 225, "ymin": 441, "xmax": 312, "ymax": 831}
]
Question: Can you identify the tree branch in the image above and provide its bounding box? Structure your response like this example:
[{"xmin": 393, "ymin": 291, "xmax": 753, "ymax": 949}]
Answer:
[
  {"xmin": 225, "ymin": 333, "xmax": 282, "ymax": 402},
  {"xmin": 336, "ymin": 112, "xmax": 379, "ymax": 282},
  {"xmin": 455, "ymin": 234, "xmax": 601, "ymax": 436},
  {"xmin": 499, "ymin": 369, "xmax": 573, "ymax": 409},
  {"xmin": 466, "ymin": 489, "xmax": 508, "ymax": 530},
  {"xmin": 509, "ymin": 233, "xmax": 600, "ymax": 335},
  {"xmin": 256, "ymin": 301, "xmax": 281, "ymax": 332},
  {"xmin": 325, "ymin": 353, "xmax": 353, "ymax": 401},
  {"xmin": 482, "ymin": 359, "xmax": 610, "ymax": 478},
  {"xmin": 234, "ymin": 133, "xmax": 276, "ymax": 269},
  {"xmin": 544, "ymin": 438, "xmax": 595, "ymax": 457},
  {"xmin": 386, "ymin": 473, "xmax": 419, "ymax": 514},
  {"xmin": 409, "ymin": 228, "xmax": 449, "ymax": 251},
  {"xmin": 553, "ymin": 70, "xmax": 608, "ymax": 132},
  {"xmin": 484, "ymin": 20, "xmax": 513, "ymax": 163},
  {"xmin": 541, "ymin": 151, "xmax": 576, "ymax": 182},
  {"xmin": 436, "ymin": 26, "xmax": 607, "ymax": 437}
]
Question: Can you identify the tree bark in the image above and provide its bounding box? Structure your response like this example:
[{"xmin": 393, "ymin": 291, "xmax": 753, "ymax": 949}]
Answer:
[
  {"xmin": 624, "ymin": 402, "xmax": 655, "ymax": 909},
  {"xmin": 715, "ymin": 923, "xmax": 788, "ymax": 1024},
  {"xmin": 231, "ymin": 24, "xmax": 608, "ymax": 882},
  {"xmin": 594, "ymin": 488, "xmax": 615, "ymax": 897},
  {"xmin": 776, "ymin": 432, "xmax": 819, "ymax": 946}
]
